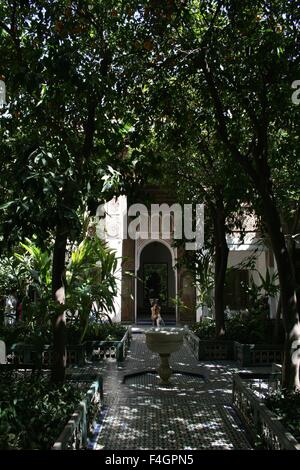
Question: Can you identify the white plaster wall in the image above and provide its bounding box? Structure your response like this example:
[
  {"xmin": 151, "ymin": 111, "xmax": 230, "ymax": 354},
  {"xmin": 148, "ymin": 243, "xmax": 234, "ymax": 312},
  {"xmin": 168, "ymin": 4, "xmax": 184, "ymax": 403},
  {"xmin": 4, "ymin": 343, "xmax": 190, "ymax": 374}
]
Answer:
[
  {"xmin": 227, "ymin": 244, "xmax": 280, "ymax": 318},
  {"xmin": 104, "ymin": 196, "xmax": 127, "ymax": 322},
  {"xmin": 227, "ymin": 248, "xmax": 267, "ymax": 286}
]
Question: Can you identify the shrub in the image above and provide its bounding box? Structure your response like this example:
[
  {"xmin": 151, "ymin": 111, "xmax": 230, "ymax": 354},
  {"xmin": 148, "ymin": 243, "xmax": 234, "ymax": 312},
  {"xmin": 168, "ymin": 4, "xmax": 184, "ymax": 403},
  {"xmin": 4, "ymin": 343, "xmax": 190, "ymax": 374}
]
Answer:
[
  {"xmin": 190, "ymin": 312, "xmax": 280, "ymax": 344},
  {"xmin": 0, "ymin": 323, "xmax": 52, "ymax": 350},
  {"xmin": 191, "ymin": 318, "xmax": 215, "ymax": 339},
  {"xmin": 0, "ymin": 238, "xmax": 119, "ymax": 347},
  {"xmin": 225, "ymin": 314, "xmax": 269, "ymax": 343},
  {"xmin": 264, "ymin": 390, "xmax": 300, "ymax": 442},
  {"xmin": 66, "ymin": 322, "xmax": 127, "ymax": 344},
  {"xmin": 65, "ymin": 323, "xmax": 82, "ymax": 345},
  {"xmin": 0, "ymin": 322, "xmax": 127, "ymax": 352},
  {"xmin": 0, "ymin": 371, "xmax": 83, "ymax": 449},
  {"xmin": 85, "ymin": 322, "xmax": 127, "ymax": 342}
]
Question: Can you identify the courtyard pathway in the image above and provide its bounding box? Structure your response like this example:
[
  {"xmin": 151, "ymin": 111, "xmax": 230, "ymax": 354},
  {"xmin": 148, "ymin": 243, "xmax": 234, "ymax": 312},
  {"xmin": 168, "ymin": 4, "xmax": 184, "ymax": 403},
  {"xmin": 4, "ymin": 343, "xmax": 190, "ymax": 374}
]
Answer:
[{"xmin": 87, "ymin": 329, "xmax": 266, "ymax": 450}]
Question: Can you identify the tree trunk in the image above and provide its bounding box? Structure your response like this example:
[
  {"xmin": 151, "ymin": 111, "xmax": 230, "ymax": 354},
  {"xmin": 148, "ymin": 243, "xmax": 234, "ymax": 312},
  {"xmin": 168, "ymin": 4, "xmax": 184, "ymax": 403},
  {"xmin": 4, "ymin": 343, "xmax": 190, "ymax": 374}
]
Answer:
[
  {"xmin": 0, "ymin": 296, "xmax": 5, "ymax": 325},
  {"xmin": 273, "ymin": 293, "xmax": 282, "ymax": 344},
  {"xmin": 213, "ymin": 202, "xmax": 229, "ymax": 337},
  {"xmin": 51, "ymin": 220, "xmax": 68, "ymax": 384},
  {"xmin": 287, "ymin": 232, "xmax": 300, "ymax": 320},
  {"xmin": 47, "ymin": 93, "xmax": 97, "ymax": 383},
  {"xmin": 260, "ymin": 190, "xmax": 300, "ymax": 390},
  {"xmin": 201, "ymin": 58, "xmax": 299, "ymax": 388}
]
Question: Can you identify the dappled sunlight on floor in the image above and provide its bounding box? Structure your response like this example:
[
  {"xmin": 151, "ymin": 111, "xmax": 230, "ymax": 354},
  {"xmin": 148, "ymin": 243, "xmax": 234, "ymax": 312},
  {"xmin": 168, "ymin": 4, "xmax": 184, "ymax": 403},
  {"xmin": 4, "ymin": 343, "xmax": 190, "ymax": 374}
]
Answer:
[
  {"xmin": 88, "ymin": 333, "xmax": 255, "ymax": 450},
  {"xmin": 91, "ymin": 398, "xmax": 248, "ymax": 450}
]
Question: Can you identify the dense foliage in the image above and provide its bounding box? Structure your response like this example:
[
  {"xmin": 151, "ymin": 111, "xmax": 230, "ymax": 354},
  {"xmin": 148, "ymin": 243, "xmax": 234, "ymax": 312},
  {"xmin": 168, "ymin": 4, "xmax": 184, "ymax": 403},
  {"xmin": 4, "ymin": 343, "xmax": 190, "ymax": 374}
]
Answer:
[
  {"xmin": 0, "ymin": 1, "xmax": 298, "ymax": 386},
  {"xmin": 265, "ymin": 390, "xmax": 300, "ymax": 442},
  {"xmin": 0, "ymin": 372, "xmax": 83, "ymax": 449},
  {"xmin": 65, "ymin": 236, "xmax": 119, "ymax": 341},
  {"xmin": 0, "ymin": 321, "xmax": 127, "ymax": 351},
  {"xmin": 191, "ymin": 314, "xmax": 285, "ymax": 344},
  {"xmin": 66, "ymin": 322, "xmax": 127, "ymax": 344},
  {"xmin": 0, "ymin": 0, "xmax": 139, "ymax": 249},
  {"xmin": 0, "ymin": 236, "xmax": 118, "ymax": 333},
  {"xmin": 0, "ymin": 323, "xmax": 52, "ymax": 350},
  {"xmin": 84, "ymin": 322, "xmax": 127, "ymax": 342}
]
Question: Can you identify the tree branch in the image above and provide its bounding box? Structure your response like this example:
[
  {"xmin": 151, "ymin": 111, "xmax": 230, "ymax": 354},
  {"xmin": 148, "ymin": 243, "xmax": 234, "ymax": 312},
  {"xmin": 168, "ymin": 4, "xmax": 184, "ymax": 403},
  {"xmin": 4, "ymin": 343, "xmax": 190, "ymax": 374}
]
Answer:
[{"xmin": 200, "ymin": 54, "xmax": 259, "ymax": 184}]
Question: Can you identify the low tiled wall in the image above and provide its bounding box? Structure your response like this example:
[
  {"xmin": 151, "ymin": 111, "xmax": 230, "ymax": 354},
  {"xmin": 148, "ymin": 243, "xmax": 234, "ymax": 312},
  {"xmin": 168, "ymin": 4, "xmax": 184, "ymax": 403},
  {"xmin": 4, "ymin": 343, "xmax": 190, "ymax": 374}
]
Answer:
[
  {"xmin": 234, "ymin": 342, "xmax": 284, "ymax": 366},
  {"xmin": 87, "ymin": 328, "xmax": 131, "ymax": 362},
  {"xmin": 10, "ymin": 343, "xmax": 86, "ymax": 367},
  {"xmin": 9, "ymin": 328, "xmax": 131, "ymax": 366},
  {"xmin": 233, "ymin": 373, "xmax": 300, "ymax": 450},
  {"xmin": 185, "ymin": 330, "xmax": 234, "ymax": 360},
  {"xmin": 52, "ymin": 375, "xmax": 103, "ymax": 450}
]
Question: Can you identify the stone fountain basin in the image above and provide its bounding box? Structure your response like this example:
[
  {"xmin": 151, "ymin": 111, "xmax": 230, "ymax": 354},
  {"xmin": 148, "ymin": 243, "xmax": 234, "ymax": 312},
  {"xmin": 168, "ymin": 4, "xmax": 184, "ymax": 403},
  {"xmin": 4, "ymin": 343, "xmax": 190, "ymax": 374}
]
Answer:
[{"xmin": 145, "ymin": 328, "xmax": 184, "ymax": 355}]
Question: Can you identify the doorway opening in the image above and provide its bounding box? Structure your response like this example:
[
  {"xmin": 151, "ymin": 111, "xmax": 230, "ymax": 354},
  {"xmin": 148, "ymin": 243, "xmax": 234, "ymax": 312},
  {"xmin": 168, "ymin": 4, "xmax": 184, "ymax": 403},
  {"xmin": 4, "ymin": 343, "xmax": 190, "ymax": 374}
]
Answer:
[{"xmin": 136, "ymin": 241, "xmax": 176, "ymax": 324}]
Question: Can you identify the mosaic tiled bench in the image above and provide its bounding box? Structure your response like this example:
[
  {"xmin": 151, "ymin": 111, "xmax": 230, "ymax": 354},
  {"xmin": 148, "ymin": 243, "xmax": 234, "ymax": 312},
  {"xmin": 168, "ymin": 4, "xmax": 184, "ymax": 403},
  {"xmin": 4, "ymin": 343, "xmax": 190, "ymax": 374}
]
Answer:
[
  {"xmin": 185, "ymin": 329, "xmax": 234, "ymax": 360},
  {"xmin": 234, "ymin": 342, "xmax": 284, "ymax": 366},
  {"xmin": 233, "ymin": 373, "xmax": 300, "ymax": 450},
  {"xmin": 52, "ymin": 374, "xmax": 102, "ymax": 450}
]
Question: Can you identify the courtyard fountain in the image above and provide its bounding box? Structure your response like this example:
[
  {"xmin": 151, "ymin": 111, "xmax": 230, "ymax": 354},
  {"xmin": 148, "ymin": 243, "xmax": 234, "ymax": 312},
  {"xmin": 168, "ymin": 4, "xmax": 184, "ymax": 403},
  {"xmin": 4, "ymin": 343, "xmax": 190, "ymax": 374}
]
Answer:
[{"xmin": 145, "ymin": 327, "xmax": 184, "ymax": 384}]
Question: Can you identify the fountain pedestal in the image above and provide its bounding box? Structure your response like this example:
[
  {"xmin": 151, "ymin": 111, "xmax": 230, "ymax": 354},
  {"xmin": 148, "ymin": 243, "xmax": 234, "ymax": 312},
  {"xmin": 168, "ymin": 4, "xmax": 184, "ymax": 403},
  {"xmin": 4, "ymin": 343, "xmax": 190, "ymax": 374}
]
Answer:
[
  {"xmin": 157, "ymin": 353, "xmax": 172, "ymax": 384},
  {"xmin": 145, "ymin": 328, "xmax": 184, "ymax": 384}
]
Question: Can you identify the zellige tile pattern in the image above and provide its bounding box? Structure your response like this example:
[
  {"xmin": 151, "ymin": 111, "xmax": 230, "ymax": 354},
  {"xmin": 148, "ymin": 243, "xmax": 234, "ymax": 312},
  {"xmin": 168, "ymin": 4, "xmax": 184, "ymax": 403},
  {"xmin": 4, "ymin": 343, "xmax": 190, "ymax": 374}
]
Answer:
[{"xmin": 88, "ymin": 330, "xmax": 268, "ymax": 450}]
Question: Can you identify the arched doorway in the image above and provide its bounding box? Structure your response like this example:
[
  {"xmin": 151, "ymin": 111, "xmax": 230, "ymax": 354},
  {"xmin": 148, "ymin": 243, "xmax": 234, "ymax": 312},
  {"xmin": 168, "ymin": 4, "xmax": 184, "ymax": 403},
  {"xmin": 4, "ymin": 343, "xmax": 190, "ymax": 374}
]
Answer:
[{"xmin": 136, "ymin": 241, "xmax": 176, "ymax": 324}]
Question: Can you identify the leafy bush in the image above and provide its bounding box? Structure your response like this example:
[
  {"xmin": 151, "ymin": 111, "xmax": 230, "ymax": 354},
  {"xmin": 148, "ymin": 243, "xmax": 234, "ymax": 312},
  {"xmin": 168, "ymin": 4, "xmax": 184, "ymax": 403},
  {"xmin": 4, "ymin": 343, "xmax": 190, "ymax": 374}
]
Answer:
[
  {"xmin": 191, "ymin": 312, "xmax": 281, "ymax": 344},
  {"xmin": 1, "ymin": 237, "xmax": 119, "ymax": 345},
  {"xmin": 191, "ymin": 318, "xmax": 216, "ymax": 339},
  {"xmin": 65, "ymin": 237, "xmax": 119, "ymax": 341},
  {"xmin": 0, "ymin": 255, "xmax": 30, "ymax": 300},
  {"xmin": 0, "ymin": 372, "xmax": 83, "ymax": 449},
  {"xmin": 0, "ymin": 322, "xmax": 127, "ymax": 351},
  {"xmin": 264, "ymin": 390, "xmax": 300, "ymax": 442},
  {"xmin": 225, "ymin": 314, "xmax": 269, "ymax": 343},
  {"xmin": 84, "ymin": 322, "xmax": 127, "ymax": 342},
  {"xmin": 65, "ymin": 323, "xmax": 82, "ymax": 345},
  {"xmin": 0, "ymin": 323, "xmax": 52, "ymax": 350}
]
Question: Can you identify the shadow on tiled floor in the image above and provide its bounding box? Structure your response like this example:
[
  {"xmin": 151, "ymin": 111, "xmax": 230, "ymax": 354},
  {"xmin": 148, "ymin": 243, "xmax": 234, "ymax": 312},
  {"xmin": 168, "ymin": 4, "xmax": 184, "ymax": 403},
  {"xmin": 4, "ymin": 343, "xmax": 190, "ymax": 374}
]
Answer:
[{"xmin": 87, "ymin": 332, "xmax": 268, "ymax": 450}]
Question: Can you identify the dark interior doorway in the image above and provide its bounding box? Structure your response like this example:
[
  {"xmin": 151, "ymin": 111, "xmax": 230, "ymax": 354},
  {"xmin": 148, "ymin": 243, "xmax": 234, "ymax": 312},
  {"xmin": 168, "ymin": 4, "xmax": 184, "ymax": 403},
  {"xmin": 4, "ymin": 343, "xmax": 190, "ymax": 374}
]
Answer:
[{"xmin": 137, "ymin": 242, "xmax": 176, "ymax": 323}]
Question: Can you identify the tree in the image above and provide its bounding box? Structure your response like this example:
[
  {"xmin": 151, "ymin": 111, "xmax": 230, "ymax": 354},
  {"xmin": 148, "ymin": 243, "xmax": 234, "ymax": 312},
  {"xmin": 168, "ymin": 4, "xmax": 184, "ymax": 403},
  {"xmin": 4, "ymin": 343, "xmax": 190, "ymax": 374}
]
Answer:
[
  {"xmin": 0, "ymin": 0, "xmax": 139, "ymax": 382},
  {"xmin": 117, "ymin": 1, "xmax": 251, "ymax": 337},
  {"xmin": 152, "ymin": 122, "xmax": 251, "ymax": 337},
  {"xmin": 119, "ymin": 0, "xmax": 299, "ymax": 388},
  {"xmin": 196, "ymin": 0, "xmax": 299, "ymax": 389}
]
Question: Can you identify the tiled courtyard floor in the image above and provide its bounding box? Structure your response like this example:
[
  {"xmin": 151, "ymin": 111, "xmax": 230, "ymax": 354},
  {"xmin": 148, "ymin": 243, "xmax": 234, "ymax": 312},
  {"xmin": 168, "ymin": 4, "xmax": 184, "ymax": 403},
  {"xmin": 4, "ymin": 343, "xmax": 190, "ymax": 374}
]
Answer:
[{"xmin": 87, "ymin": 329, "xmax": 271, "ymax": 450}]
